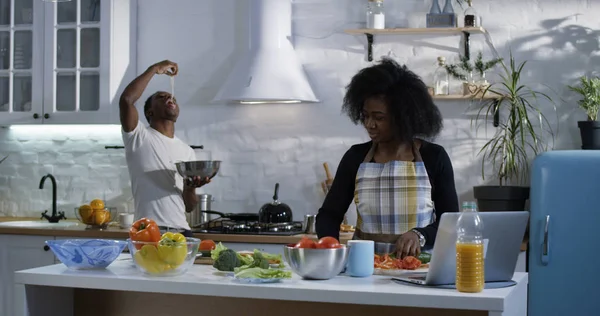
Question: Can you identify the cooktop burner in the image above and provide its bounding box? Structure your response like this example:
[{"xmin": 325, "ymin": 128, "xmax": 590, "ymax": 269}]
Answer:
[{"xmin": 192, "ymin": 219, "xmax": 304, "ymax": 236}]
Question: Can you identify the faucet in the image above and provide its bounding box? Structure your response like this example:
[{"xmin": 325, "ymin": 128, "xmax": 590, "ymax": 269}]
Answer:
[{"xmin": 39, "ymin": 174, "xmax": 66, "ymax": 223}]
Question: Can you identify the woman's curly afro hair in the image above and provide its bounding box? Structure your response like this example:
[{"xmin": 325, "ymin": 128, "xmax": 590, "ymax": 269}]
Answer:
[{"xmin": 342, "ymin": 58, "xmax": 443, "ymax": 143}]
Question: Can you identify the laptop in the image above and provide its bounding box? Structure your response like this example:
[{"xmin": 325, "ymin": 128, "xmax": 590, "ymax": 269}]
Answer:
[{"xmin": 393, "ymin": 211, "xmax": 528, "ymax": 286}]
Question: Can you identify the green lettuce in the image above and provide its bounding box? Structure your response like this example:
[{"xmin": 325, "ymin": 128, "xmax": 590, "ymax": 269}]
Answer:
[{"xmin": 261, "ymin": 251, "xmax": 285, "ymax": 268}]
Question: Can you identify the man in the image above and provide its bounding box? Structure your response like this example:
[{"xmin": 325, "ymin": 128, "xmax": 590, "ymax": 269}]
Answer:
[{"xmin": 120, "ymin": 60, "xmax": 209, "ymax": 237}]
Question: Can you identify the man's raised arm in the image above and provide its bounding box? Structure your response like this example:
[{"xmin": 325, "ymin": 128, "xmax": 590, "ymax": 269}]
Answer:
[{"xmin": 119, "ymin": 60, "xmax": 178, "ymax": 132}]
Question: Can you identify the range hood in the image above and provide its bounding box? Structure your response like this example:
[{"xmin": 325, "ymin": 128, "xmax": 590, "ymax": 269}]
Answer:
[{"xmin": 212, "ymin": 0, "xmax": 319, "ymax": 104}]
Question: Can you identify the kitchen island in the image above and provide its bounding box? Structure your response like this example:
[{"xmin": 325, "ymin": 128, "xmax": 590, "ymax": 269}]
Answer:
[{"xmin": 14, "ymin": 259, "xmax": 527, "ymax": 316}]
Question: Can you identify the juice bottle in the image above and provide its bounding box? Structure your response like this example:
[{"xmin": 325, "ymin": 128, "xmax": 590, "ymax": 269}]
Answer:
[{"xmin": 455, "ymin": 201, "xmax": 484, "ymax": 293}]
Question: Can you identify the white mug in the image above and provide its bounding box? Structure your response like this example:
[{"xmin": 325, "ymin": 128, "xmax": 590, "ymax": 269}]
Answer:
[{"xmin": 119, "ymin": 213, "xmax": 134, "ymax": 229}]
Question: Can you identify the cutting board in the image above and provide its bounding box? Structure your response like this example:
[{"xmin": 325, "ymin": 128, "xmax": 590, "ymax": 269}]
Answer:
[{"xmin": 194, "ymin": 257, "xmax": 213, "ymax": 265}]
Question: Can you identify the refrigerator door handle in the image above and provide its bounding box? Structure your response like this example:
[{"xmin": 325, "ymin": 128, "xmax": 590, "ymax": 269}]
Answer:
[{"xmin": 541, "ymin": 215, "xmax": 550, "ymax": 266}]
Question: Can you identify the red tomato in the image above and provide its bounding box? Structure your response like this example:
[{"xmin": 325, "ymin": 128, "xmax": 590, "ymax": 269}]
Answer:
[
  {"xmin": 316, "ymin": 237, "xmax": 341, "ymax": 249},
  {"xmin": 199, "ymin": 240, "xmax": 216, "ymax": 251},
  {"xmin": 294, "ymin": 237, "xmax": 316, "ymax": 249}
]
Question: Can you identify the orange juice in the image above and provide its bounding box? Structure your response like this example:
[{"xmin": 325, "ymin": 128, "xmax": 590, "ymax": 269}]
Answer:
[{"xmin": 456, "ymin": 242, "xmax": 484, "ymax": 293}]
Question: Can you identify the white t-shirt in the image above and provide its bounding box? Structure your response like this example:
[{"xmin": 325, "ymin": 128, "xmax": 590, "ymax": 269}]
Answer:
[{"xmin": 122, "ymin": 121, "xmax": 195, "ymax": 230}]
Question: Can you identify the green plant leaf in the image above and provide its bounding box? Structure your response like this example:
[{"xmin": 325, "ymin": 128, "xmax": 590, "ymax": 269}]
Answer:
[
  {"xmin": 567, "ymin": 76, "xmax": 600, "ymax": 121},
  {"xmin": 469, "ymin": 51, "xmax": 556, "ymax": 185}
]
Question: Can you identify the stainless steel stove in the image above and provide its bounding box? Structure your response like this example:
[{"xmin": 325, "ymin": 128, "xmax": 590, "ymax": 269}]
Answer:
[{"xmin": 192, "ymin": 219, "xmax": 304, "ymax": 236}]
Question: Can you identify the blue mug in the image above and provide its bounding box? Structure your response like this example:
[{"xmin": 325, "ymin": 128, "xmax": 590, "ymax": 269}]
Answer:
[{"xmin": 346, "ymin": 240, "xmax": 374, "ymax": 277}]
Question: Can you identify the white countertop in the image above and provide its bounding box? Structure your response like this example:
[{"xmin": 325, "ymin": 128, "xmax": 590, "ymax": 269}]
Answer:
[{"xmin": 14, "ymin": 258, "xmax": 527, "ymax": 312}]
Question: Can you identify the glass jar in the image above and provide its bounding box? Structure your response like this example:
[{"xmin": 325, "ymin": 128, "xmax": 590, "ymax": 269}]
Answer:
[
  {"xmin": 433, "ymin": 57, "xmax": 449, "ymax": 95},
  {"xmin": 464, "ymin": 0, "xmax": 481, "ymax": 27},
  {"xmin": 366, "ymin": 0, "xmax": 385, "ymax": 29}
]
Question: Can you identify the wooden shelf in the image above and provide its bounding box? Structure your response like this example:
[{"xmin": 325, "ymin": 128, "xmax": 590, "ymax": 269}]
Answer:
[
  {"xmin": 432, "ymin": 94, "xmax": 499, "ymax": 101},
  {"xmin": 344, "ymin": 27, "xmax": 486, "ymax": 36},
  {"xmin": 345, "ymin": 27, "xmax": 487, "ymax": 62}
]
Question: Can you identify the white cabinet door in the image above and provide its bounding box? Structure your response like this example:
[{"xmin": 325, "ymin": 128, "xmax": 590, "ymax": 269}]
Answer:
[
  {"xmin": 0, "ymin": 0, "xmax": 45, "ymax": 125},
  {"xmin": 0, "ymin": 0, "xmax": 136, "ymax": 125},
  {"xmin": 0, "ymin": 235, "xmax": 55, "ymax": 316},
  {"xmin": 41, "ymin": 0, "xmax": 135, "ymax": 124}
]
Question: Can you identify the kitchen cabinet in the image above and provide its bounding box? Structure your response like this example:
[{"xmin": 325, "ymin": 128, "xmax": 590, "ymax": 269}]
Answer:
[
  {"xmin": 0, "ymin": 0, "xmax": 136, "ymax": 125},
  {"xmin": 0, "ymin": 234, "xmax": 56, "ymax": 316}
]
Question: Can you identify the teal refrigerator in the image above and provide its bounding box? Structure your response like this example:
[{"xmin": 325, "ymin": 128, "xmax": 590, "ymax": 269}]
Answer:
[{"xmin": 529, "ymin": 150, "xmax": 600, "ymax": 315}]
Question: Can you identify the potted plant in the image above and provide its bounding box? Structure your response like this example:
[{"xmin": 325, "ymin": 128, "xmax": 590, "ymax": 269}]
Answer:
[
  {"xmin": 567, "ymin": 76, "xmax": 600, "ymax": 149},
  {"xmin": 445, "ymin": 52, "xmax": 502, "ymax": 96},
  {"xmin": 471, "ymin": 52, "xmax": 555, "ymax": 212}
]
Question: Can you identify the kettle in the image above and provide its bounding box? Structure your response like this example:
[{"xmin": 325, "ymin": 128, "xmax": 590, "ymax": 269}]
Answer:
[{"xmin": 258, "ymin": 183, "xmax": 293, "ymax": 224}]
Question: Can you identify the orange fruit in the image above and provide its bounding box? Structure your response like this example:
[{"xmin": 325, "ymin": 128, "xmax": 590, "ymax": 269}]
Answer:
[
  {"xmin": 93, "ymin": 209, "xmax": 110, "ymax": 226},
  {"xmin": 78, "ymin": 204, "xmax": 94, "ymax": 224},
  {"xmin": 90, "ymin": 199, "xmax": 105, "ymax": 210}
]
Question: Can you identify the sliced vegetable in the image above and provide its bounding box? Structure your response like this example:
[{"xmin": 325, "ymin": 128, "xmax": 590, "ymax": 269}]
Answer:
[
  {"xmin": 157, "ymin": 232, "xmax": 188, "ymax": 267},
  {"xmin": 129, "ymin": 218, "xmax": 161, "ymax": 249},
  {"xmin": 134, "ymin": 244, "xmax": 172, "ymax": 274},
  {"xmin": 374, "ymin": 254, "xmax": 424, "ymax": 270},
  {"xmin": 234, "ymin": 267, "xmax": 292, "ymax": 279},
  {"xmin": 418, "ymin": 252, "xmax": 431, "ymax": 264}
]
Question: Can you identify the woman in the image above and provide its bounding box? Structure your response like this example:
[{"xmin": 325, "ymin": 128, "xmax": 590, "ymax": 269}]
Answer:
[{"xmin": 316, "ymin": 59, "xmax": 459, "ymax": 258}]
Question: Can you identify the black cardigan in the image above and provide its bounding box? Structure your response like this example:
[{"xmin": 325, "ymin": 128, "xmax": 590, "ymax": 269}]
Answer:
[{"xmin": 315, "ymin": 140, "xmax": 459, "ymax": 246}]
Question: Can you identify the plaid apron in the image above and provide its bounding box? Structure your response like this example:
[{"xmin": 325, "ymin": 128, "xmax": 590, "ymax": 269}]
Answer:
[{"xmin": 353, "ymin": 142, "xmax": 435, "ymax": 243}]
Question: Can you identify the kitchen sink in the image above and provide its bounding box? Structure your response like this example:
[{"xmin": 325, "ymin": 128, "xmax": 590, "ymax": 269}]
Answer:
[{"xmin": 0, "ymin": 221, "xmax": 79, "ymax": 229}]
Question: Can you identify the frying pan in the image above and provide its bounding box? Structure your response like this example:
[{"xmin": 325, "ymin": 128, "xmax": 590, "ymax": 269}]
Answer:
[{"xmin": 201, "ymin": 210, "xmax": 259, "ymax": 222}]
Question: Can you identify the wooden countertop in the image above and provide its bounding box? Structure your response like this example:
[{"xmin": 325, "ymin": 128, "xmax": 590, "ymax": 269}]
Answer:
[
  {"xmin": 0, "ymin": 217, "xmax": 527, "ymax": 250},
  {"xmin": 0, "ymin": 217, "xmax": 352, "ymax": 244}
]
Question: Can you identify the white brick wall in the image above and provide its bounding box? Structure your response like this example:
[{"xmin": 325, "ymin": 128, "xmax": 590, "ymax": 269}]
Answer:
[{"xmin": 0, "ymin": 0, "xmax": 593, "ymax": 221}]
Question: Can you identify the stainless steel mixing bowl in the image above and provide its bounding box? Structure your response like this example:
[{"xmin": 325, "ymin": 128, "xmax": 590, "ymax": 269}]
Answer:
[
  {"xmin": 175, "ymin": 160, "xmax": 221, "ymax": 179},
  {"xmin": 283, "ymin": 245, "xmax": 349, "ymax": 280}
]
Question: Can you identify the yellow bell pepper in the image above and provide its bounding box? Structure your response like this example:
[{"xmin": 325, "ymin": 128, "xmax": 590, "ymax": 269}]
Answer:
[
  {"xmin": 134, "ymin": 244, "xmax": 172, "ymax": 274},
  {"xmin": 157, "ymin": 232, "xmax": 188, "ymax": 267}
]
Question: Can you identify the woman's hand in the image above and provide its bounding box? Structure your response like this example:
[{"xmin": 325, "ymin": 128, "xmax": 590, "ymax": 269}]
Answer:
[{"xmin": 395, "ymin": 231, "xmax": 421, "ymax": 259}]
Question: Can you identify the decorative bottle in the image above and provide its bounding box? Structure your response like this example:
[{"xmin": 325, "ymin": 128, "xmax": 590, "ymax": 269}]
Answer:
[
  {"xmin": 442, "ymin": 0, "xmax": 457, "ymax": 27},
  {"xmin": 464, "ymin": 0, "xmax": 481, "ymax": 27},
  {"xmin": 433, "ymin": 57, "xmax": 449, "ymax": 95},
  {"xmin": 429, "ymin": 0, "xmax": 441, "ymax": 14},
  {"xmin": 366, "ymin": 0, "xmax": 385, "ymax": 29}
]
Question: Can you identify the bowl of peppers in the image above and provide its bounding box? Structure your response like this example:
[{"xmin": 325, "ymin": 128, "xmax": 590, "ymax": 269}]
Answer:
[{"xmin": 127, "ymin": 218, "xmax": 200, "ymax": 276}]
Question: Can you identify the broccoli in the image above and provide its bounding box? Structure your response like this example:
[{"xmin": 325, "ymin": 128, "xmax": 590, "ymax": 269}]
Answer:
[
  {"xmin": 213, "ymin": 249, "xmax": 241, "ymax": 271},
  {"xmin": 249, "ymin": 249, "xmax": 270, "ymax": 269}
]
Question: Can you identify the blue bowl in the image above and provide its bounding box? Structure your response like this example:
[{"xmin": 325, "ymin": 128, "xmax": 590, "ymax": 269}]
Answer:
[{"xmin": 46, "ymin": 239, "xmax": 127, "ymax": 270}]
